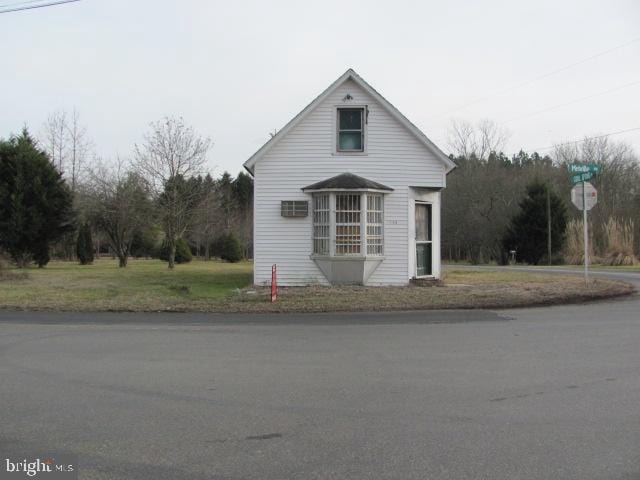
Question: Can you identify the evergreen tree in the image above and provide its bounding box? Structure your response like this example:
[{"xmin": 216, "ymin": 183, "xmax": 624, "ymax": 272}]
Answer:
[
  {"xmin": 76, "ymin": 222, "xmax": 94, "ymax": 265},
  {"xmin": 502, "ymin": 182, "xmax": 568, "ymax": 264},
  {"xmin": 0, "ymin": 129, "xmax": 74, "ymax": 267},
  {"xmin": 158, "ymin": 237, "xmax": 193, "ymax": 264},
  {"xmin": 220, "ymin": 232, "xmax": 242, "ymax": 263}
]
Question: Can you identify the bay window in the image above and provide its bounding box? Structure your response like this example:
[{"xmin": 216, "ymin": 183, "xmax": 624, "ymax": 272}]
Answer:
[{"xmin": 312, "ymin": 192, "xmax": 384, "ymax": 257}]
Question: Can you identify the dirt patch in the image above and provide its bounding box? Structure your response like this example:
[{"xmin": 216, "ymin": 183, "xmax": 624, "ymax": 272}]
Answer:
[{"xmin": 212, "ymin": 272, "xmax": 634, "ymax": 314}]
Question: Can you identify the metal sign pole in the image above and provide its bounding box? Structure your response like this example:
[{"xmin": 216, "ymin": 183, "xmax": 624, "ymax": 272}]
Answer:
[
  {"xmin": 547, "ymin": 188, "xmax": 551, "ymax": 266},
  {"xmin": 582, "ymin": 181, "xmax": 589, "ymax": 284}
]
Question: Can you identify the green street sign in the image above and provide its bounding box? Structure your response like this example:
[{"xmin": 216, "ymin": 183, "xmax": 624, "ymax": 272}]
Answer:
[
  {"xmin": 568, "ymin": 163, "xmax": 601, "ymax": 175},
  {"xmin": 571, "ymin": 172, "xmax": 594, "ymax": 184}
]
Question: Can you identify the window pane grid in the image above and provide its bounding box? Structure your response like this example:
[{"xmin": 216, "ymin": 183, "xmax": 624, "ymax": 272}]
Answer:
[
  {"xmin": 366, "ymin": 194, "xmax": 384, "ymax": 255},
  {"xmin": 312, "ymin": 194, "xmax": 330, "ymax": 255},
  {"xmin": 415, "ymin": 203, "xmax": 432, "ymax": 242},
  {"xmin": 311, "ymin": 192, "xmax": 384, "ymax": 257},
  {"xmin": 335, "ymin": 194, "xmax": 361, "ymax": 255},
  {"xmin": 337, "ymin": 108, "xmax": 364, "ymax": 152}
]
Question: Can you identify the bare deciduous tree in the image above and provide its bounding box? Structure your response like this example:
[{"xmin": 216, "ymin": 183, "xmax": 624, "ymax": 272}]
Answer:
[
  {"xmin": 41, "ymin": 109, "xmax": 68, "ymax": 173},
  {"xmin": 40, "ymin": 108, "xmax": 92, "ymax": 192},
  {"xmin": 67, "ymin": 108, "xmax": 92, "ymax": 192},
  {"xmin": 448, "ymin": 119, "xmax": 510, "ymax": 161},
  {"xmin": 134, "ymin": 116, "xmax": 211, "ymax": 269},
  {"xmin": 87, "ymin": 159, "xmax": 152, "ymax": 267},
  {"xmin": 554, "ymin": 136, "xmax": 640, "ymax": 254}
]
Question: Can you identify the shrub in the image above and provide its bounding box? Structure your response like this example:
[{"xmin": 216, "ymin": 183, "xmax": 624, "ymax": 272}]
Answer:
[
  {"xmin": 76, "ymin": 222, "xmax": 94, "ymax": 265},
  {"xmin": 0, "ymin": 255, "xmax": 29, "ymax": 281},
  {"xmin": 159, "ymin": 238, "xmax": 193, "ymax": 264},
  {"xmin": 220, "ymin": 233, "xmax": 243, "ymax": 263},
  {"xmin": 131, "ymin": 225, "xmax": 164, "ymax": 258}
]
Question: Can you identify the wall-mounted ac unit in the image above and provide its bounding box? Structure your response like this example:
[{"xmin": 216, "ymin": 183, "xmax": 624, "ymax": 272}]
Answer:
[{"xmin": 281, "ymin": 201, "xmax": 308, "ymax": 218}]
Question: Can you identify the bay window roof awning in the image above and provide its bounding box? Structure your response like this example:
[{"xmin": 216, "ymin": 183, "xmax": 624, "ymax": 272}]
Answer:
[{"xmin": 302, "ymin": 172, "xmax": 393, "ymax": 193}]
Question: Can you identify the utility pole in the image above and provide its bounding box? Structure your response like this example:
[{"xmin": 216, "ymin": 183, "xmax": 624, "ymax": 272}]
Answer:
[{"xmin": 547, "ymin": 187, "xmax": 551, "ymax": 266}]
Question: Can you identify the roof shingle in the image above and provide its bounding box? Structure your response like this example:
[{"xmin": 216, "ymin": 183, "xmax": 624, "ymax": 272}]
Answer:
[{"xmin": 302, "ymin": 173, "xmax": 393, "ymax": 192}]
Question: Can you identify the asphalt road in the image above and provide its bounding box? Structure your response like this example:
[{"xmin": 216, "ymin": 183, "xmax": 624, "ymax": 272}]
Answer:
[{"xmin": 0, "ymin": 268, "xmax": 639, "ymax": 479}]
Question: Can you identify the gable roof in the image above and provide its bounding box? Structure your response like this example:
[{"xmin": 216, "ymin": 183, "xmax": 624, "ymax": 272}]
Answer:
[
  {"xmin": 302, "ymin": 172, "xmax": 394, "ymax": 192},
  {"xmin": 243, "ymin": 68, "xmax": 457, "ymax": 175}
]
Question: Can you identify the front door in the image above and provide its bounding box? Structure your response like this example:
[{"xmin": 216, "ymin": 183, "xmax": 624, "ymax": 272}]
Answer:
[{"xmin": 415, "ymin": 202, "xmax": 432, "ymax": 277}]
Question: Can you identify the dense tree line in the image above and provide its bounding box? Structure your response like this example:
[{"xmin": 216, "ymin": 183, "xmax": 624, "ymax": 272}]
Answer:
[
  {"xmin": 0, "ymin": 114, "xmax": 253, "ymax": 269},
  {"xmin": 443, "ymin": 121, "xmax": 640, "ymax": 264},
  {"xmin": 2, "ymin": 113, "xmax": 637, "ymax": 269}
]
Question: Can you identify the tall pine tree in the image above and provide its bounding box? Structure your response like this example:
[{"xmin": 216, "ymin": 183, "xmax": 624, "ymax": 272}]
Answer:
[
  {"xmin": 0, "ymin": 129, "xmax": 74, "ymax": 267},
  {"xmin": 503, "ymin": 182, "xmax": 568, "ymax": 264}
]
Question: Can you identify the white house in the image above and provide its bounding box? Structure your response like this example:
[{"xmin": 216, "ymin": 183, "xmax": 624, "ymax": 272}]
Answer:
[{"xmin": 244, "ymin": 69, "xmax": 456, "ymax": 286}]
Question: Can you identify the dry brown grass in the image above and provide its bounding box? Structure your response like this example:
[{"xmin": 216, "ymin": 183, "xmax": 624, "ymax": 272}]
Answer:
[
  {"xmin": 602, "ymin": 218, "xmax": 638, "ymax": 266},
  {"xmin": 219, "ymin": 270, "xmax": 633, "ymax": 314},
  {"xmin": 564, "ymin": 219, "xmax": 597, "ymax": 265}
]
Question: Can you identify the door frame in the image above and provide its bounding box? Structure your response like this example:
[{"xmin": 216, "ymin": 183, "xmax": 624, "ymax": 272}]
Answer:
[{"xmin": 414, "ymin": 200, "xmax": 433, "ymax": 278}]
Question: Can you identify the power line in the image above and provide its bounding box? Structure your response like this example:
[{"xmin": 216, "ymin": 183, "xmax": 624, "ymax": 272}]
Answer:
[
  {"xmin": 0, "ymin": 0, "xmax": 80, "ymax": 14},
  {"xmin": 532, "ymin": 127, "xmax": 640, "ymax": 152},
  {"xmin": 0, "ymin": 0, "xmax": 49, "ymax": 8},
  {"xmin": 435, "ymin": 36, "xmax": 640, "ymax": 118},
  {"xmin": 501, "ymin": 79, "xmax": 640, "ymax": 125}
]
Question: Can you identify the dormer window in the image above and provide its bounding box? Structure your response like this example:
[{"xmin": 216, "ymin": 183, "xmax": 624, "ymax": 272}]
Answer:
[{"xmin": 337, "ymin": 108, "xmax": 364, "ymax": 152}]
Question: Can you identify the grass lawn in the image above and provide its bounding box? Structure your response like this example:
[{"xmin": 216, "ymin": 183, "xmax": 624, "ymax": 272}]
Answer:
[
  {"xmin": 0, "ymin": 259, "xmax": 634, "ymax": 313},
  {"xmin": 0, "ymin": 259, "xmax": 253, "ymax": 312}
]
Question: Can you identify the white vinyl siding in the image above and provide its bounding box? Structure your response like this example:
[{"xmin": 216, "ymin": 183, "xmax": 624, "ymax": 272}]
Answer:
[{"xmin": 253, "ymin": 79, "xmax": 445, "ymax": 286}]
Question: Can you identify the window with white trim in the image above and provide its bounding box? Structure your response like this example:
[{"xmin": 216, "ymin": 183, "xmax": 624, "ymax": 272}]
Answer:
[
  {"xmin": 366, "ymin": 194, "xmax": 384, "ymax": 255},
  {"xmin": 311, "ymin": 192, "xmax": 384, "ymax": 257},
  {"xmin": 335, "ymin": 194, "xmax": 361, "ymax": 255},
  {"xmin": 312, "ymin": 194, "xmax": 330, "ymax": 255},
  {"xmin": 337, "ymin": 108, "xmax": 365, "ymax": 152}
]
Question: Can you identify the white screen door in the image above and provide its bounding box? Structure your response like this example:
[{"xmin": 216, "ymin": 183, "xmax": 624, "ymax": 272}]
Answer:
[{"xmin": 415, "ymin": 203, "xmax": 432, "ymax": 276}]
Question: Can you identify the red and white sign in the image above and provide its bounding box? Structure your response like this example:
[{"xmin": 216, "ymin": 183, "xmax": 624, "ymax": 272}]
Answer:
[{"xmin": 571, "ymin": 182, "xmax": 598, "ymax": 211}]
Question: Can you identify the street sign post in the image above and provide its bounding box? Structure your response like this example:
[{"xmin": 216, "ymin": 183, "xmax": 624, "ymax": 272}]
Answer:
[
  {"xmin": 570, "ymin": 172, "xmax": 594, "ymax": 184},
  {"xmin": 568, "ymin": 163, "xmax": 601, "ymax": 185},
  {"xmin": 570, "ymin": 181, "xmax": 598, "ymax": 283},
  {"xmin": 568, "ymin": 164, "xmax": 600, "ymax": 283},
  {"xmin": 568, "ymin": 163, "xmax": 601, "ymax": 174}
]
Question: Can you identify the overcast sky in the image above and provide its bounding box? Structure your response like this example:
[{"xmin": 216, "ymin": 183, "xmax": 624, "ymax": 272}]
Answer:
[{"xmin": 2, "ymin": 0, "xmax": 639, "ymax": 177}]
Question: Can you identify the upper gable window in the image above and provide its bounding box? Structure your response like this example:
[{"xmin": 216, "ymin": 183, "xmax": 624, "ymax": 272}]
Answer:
[{"xmin": 337, "ymin": 108, "xmax": 364, "ymax": 152}]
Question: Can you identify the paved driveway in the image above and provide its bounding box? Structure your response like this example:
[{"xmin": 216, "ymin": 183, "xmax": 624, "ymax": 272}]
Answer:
[{"xmin": 0, "ymin": 268, "xmax": 638, "ymax": 479}]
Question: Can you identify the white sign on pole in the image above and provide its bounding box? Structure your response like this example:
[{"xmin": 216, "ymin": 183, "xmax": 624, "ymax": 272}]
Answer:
[{"xmin": 571, "ymin": 182, "xmax": 597, "ymax": 211}]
